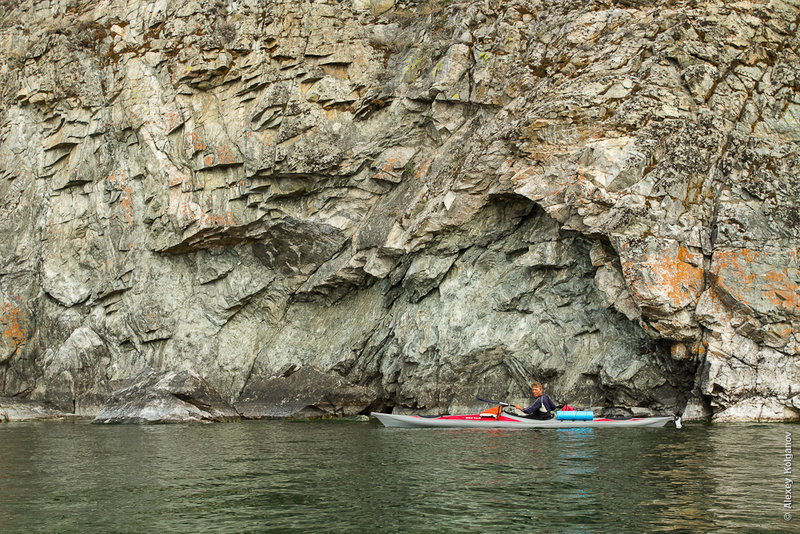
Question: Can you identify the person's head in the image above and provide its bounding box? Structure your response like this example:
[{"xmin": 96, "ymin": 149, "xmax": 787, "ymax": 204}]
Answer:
[{"xmin": 531, "ymin": 382, "xmax": 543, "ymax": 397}]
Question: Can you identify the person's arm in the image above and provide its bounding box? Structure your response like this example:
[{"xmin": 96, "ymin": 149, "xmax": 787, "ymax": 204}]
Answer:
[{"xmin": 517, "ymin": 398, "xmax": 541, "ymax": 415}]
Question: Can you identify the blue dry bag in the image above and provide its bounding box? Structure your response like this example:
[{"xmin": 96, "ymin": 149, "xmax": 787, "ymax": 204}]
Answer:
[{"xmin": 556, "ymin": 410, "xmax": 594, "ymax": 421}]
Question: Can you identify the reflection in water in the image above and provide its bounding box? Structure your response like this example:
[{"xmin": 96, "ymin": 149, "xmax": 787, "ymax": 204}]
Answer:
[{"xmin": 0, "ymin": 421, "xmax": 792, "ymax": 532}]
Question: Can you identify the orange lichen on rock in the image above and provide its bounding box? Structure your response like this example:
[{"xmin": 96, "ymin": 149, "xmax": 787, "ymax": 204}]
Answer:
[
  {"xmin": 1, "ymin": 303, "xmax": 26, "ymax": 353},
  {"xmin": 374, "ymin": 156, "xmax": 403, "ymax": 181},
  {"xmin": 187, "ymin": 131, "xmax": 206, "ymax": 152},
  {"xmin": 670, "ymin": 342, "xmax": 690, "ymax": 360},
  {"xmin": 164, "ymin": 111, "xmax": 182, "ymax": 133},
  {"xmin": 652, "ymin": 245, "xmax": 705, "ymax": 308},
  {"xmin": 217, "ymin": 145, "xmax": 236, "ymax": 165},
  {"xmin": 415, "ymin": 160, "xmax": 432, "ymax": 180},
  {"xmin": 168, "ymin": 170, "xmax": 190, "ymax": 188},
  {"xmin": 120, "ymin": 186, "xmax": 134, "ymax": 224},
  {"xmin": 712, "ymin": 248, "xmax": 800, "ymax": 316},
  {"xmin": 108, "ymin": 170, "xmax": 134, "ymax": 225},
  {"xmin": 200, "ymin": 211, "xmax": 234, "ymax": 227},
  {"xmin": 621, "ymin": 241, "xmax": 705, "ymax": 311}
]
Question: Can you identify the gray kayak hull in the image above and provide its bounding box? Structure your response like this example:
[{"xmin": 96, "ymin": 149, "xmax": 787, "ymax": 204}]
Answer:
[{"xmin": 371, "ymin": 412, "xmax": 678, "ymax": 429}]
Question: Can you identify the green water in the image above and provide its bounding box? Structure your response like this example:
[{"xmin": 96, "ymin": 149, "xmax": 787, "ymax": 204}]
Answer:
[{"xmin": 0, "ymin": 420, "xmax": 794, "ymax": 533}]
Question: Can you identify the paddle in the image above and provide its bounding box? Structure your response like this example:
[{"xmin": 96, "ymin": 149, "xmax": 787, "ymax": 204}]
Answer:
[
  {"xmin": 477, "ymin": 396, "xmax": 538, "ymax": 417},
  {"xmin": 476, "ymin": 396, "xmax": 527, "ymax": 414},
  {"xmin": 480, "ymin": 396, "xmax": 573, "ymax": 413},
  {"xmin": 476, "ymin": 396, "xmax": 510, "ymax": 407}
]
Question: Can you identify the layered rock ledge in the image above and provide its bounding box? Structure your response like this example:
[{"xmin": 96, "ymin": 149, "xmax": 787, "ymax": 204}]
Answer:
[
  {"xmin": 92, "ymin": 367, "xmax": 239, "ymax": 424},
  {"xmin": 0, "ymin": 396, "xmax": 69, "ymax": 422},
  {"xmin": 1, "ymin": 0, "xmax": 798, "ymax": 422}
]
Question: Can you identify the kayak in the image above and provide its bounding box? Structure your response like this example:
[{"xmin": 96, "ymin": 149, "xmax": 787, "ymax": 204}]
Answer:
[{"xmin": 371, "ymin": 412, "xmax": 679, "ymax": 429}]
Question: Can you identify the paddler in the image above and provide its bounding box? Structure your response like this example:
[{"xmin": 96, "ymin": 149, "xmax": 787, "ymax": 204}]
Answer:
[{"xmin": 514, "ymin": 382, "xmax": 556, "ymax": 420}]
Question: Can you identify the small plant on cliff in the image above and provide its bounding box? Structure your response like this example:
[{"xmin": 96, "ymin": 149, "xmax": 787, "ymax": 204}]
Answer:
[
  {"xmin": 402, "ymin": 162, "xmax": 416, "ymax": 180},
  {"xmin": 215, "ymin": 20, "xmax": 237, "ymax": 47}
]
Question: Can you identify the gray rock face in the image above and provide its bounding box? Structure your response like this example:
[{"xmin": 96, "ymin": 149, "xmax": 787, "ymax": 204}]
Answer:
[
  {"xmin": 236, "ymin": 365, "xmax": 377, "ymax": 418},
  {"xmin": 0, "ymin": 0, "xmax": 798, "ymax": 422},
  {"xmin": 93, "ymin": 368, "xmax": 239, "ymax": 424}
]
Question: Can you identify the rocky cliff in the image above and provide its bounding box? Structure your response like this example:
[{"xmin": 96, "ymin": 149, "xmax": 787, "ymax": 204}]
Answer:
[{"xmin": 0, "ymin": 0, "xmax": 798, "ymax": 422}]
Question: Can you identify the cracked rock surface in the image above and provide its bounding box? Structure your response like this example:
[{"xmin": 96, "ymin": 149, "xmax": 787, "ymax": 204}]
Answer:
[{"xmin": 0, "ymin": 0, "xmax": 798, "ymax": 422}]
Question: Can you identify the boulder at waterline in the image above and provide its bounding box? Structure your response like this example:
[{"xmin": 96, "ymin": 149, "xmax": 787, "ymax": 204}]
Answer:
[
  {"xmin": 93, "ymin": 367, "xmax": 240, "ymax": 424},
  {"xmin": 0, "ymin": 397, "xmax": 69, "ymax": 422}
]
